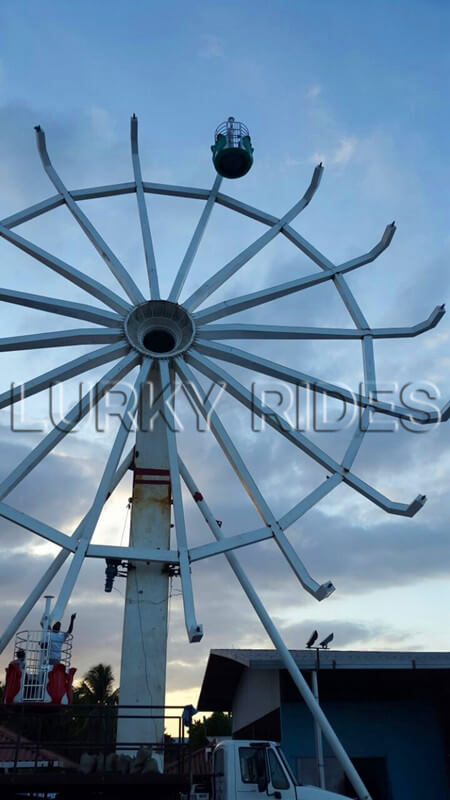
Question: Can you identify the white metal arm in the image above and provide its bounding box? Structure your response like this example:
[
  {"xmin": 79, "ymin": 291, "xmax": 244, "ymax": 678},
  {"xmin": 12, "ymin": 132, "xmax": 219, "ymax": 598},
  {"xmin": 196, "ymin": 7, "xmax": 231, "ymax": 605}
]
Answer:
[
  {"xmin": 169, "ymin": 173, "xmax": 222, "ymax": 302},
  {"xmin": 159, "ymin": 359, "xmax": 203, "ymax": 642},
  {"xmin": 194, "ymin": 338, "xmax": 450, "ymax": 424},
  {"xmin": 176, "ymin": 357, "xmax": 334, "ymax": 600},
  {"xmin": 0, "ymin": 222, "xmax": 131, "ymax": 315},
  {"xmin": 51, "ymin": 359, "xmax": 151, "ymax": 622},
  {"xmin": 130, "ymin": 115, "xmax": 160, "ymax": 299},
  {"xmin": 187, "ymin": 350, "xmax": 426, "ymax": 517},
  {"xmin": 196, "ymin": 305, "xmax": 445, "ymax": 340},
  {"xmin": 35, "ymin": 125, "xmax": 145, "ymax": 305},
  {"xmin": 0, "ymin": 327, "xmax": 124, "ymax": 352},
  {"xmin": 0, "ymin": 351, "xmax": 140, "ymax": 502},
  {"xmin": 179, "ymin": 458, "xmax": 371, "ymax": 800},
  {"xmin": 184, "ymin": 164, "xmax": 323, "ymax": 311},
  {"xmin": 0, "ymin": 445, "xmax": 135, "ymax": 655},
  {"xmin": 0, "ymin": 287, "xmax": 123, "ymax": 327},
  {"xmin": 0, "ymin": 341, "xmax": 129, "ymax": 411}
]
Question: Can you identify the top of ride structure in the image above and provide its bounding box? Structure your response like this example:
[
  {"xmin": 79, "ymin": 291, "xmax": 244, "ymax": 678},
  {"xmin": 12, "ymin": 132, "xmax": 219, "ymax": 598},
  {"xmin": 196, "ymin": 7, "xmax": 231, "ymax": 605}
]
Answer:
[
  {"xmin": 0, "ymin": 114, "xmax": 447, "ymax": 799},
  {"xmin": 211, "ymin": 116, "xmax": 254, "ymax": 178},
  {"xmin": 0, "ymin": 113, "xmax": 448, "ymax": 649}
]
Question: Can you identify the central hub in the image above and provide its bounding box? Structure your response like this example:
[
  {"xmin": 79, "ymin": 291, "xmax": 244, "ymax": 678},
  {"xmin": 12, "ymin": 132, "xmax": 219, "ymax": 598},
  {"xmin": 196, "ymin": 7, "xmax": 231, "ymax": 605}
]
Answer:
[{"xmin": 124, "ymin": 300, "xmax": 195, "ymax": 358}]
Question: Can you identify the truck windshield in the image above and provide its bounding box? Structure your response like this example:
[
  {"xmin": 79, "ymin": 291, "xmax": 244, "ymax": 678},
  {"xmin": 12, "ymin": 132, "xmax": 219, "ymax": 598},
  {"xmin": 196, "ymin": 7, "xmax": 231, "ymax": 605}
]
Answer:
[{"xmin": 276, "ymin": 747, "xmax": 300, "ymax": 786}]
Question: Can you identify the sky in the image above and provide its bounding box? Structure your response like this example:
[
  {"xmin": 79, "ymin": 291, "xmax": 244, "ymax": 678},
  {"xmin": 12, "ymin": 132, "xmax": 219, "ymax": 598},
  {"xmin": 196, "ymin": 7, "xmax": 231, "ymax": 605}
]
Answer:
[{"xmin": 0, "ymin": 0, "xmax": 449, "ymax": 719}]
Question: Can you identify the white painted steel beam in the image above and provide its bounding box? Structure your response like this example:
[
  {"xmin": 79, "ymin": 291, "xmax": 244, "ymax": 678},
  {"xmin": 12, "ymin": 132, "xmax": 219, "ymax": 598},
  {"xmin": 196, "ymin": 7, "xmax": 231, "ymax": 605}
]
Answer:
[
  {"xmin": 169, "ymin": 174, "xmax": 222, "ymax": 302},
  {"xmin": 213, "ymin": 185, "xmax": 391, "ymax": 283},
  {"xmin": 189, "ymin": 526, "xmax": 272, "ymax": 561},
  {"xmin": 179, "ymin": 460, "xmax": 372, "ymax": 800},
  {"xmin": 0, "ymin": 502, "xmax": 74, "ymax": 550},
  {"xmin": 0, "ymin": 287, "xmax": 122, "ymax": 327},
  {"xmin": 194, "ymin": 252, "xmax": 381, "ymax": 325},
  {"xmin": 51, "ymin": 359, "xmax": 150, "ymax": 621},
  {"xmin": 71, "ymin": 183, "xmax": 136, "ymax": 200},
  {"xmin": 185, "ymin": 165, "xmax": 323, "ymax": 311},
  {"xmin": 1, "ymin": 194, "xmax": 64, "ymax": 229},
  {"xmin": 130, "ymin": 115, "xmax": 160, "ymax": 299},
  {"xmin": 159, "ymin": 359, "xmax": 203, "ymax": 642},
  {"xmin": 35, "ymin": 126, "xmax": 145, "ymax": 305},
  {"xmin": 0, "ymin": 351, "xmax": 140, "ymax": 502},
  {"xmin": 215, "ymin": 192, "xmax": 279, "ymax": 226},
  {"xmin": 106, "ymin": 446, "xmax": 135, "ymax": 499},
  {"xmin": 0, "ymin": 223, "xmax": 131, "ymax": 315},
  {"xmin": 196, "ymin": 306, "xmax": 445, "ymax": 341},
  {"xmin": 282, "ymin": 225, "xmax": 336, "ymax": 271},
  {"xmin": 176, "ymin": 357, "xmax": 333, "ymax": 600},
  {"xmin": 0, "ymin": 341, "xmax": 129, "ymax": 410},
  {"xmin": 339, "ymin": 223, "xmax": 396, "ymax": 270},
  {"xmin": 194, "ymin": 339, "xmax": 450, "ymax": 424},
  {"xmin": 278, "ymin": 475, "xmax": 343, "ymax": 531},
  {"xmin": 0, "ymin": 327, "xmax": 124, "ymax": 352},
  {"xmin": 86, "ymin": 544, "xmax": 178, "ymax": 563},
  {"xmin": 0, "ymin": 442, "xmax": 135, "ymax": 655},
  {"xmin": 187, "ymin": 350, "xmax": 426, "ymax": 517},
  {"xmin": 143, "ymin": 182, "xmax": 209, "ymax": 200}
]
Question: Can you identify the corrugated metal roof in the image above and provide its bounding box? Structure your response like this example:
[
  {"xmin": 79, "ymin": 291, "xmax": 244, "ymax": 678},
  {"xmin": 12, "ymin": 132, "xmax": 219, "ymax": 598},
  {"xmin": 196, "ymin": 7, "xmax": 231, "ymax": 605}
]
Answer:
[
  {"xmin": 0, "ymin": 725, "xmax": 75, "ymax": 768},
  {"xmin": 198, "ymin": 649, "xmax": 450, "ymax": 711},
  {"xmin": 208, "ymin": 649, "xmax": 450, "ymax": 670}
]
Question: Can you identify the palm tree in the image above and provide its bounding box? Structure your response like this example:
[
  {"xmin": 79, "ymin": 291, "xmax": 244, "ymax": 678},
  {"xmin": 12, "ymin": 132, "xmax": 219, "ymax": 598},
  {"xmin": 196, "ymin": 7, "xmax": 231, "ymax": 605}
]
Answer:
[
  {"xmin": 74, "ymin": 663, "xmax": 118, "ymax": 705},
  {"xmin": 72, "ymin": 664, "xmax": 119, "ymax": 753}
]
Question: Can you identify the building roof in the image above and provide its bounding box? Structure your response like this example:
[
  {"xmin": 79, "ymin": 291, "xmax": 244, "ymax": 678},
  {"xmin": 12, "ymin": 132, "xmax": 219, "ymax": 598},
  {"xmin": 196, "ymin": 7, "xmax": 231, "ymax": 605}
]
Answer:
[
  {"xmin": 198, "ymin": 649, "xmax": 450, "ymax": 711},
  {"xmin": 0, "ymin": 725, "xmax": 76, "ymax": 768}
]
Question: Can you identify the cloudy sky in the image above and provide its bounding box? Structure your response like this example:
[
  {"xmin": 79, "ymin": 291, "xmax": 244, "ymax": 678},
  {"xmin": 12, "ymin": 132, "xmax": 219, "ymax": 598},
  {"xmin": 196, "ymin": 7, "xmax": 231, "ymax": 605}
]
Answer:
[{"xmin": 0, "ymin": 0, "xmax": 449, "ymax": 717}]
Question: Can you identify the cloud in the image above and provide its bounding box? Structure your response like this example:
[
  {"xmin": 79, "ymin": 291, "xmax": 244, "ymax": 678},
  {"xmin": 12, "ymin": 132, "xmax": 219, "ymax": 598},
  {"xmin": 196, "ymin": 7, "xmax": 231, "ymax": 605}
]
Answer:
[
  {"xmin": 331, "ymin": 136, "xmax": 357, "ymax": 165},
  {"xmin": 306, "ymin": 85, "xmax": 321, "ymax": 100}
]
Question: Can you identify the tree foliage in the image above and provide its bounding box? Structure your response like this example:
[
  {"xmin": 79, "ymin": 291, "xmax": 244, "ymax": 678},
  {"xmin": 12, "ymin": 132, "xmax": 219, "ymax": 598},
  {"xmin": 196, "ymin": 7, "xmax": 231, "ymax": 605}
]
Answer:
[
  {"xmin": 190, "ymin": 711, "xmax": 232, "ymax": 749},
  {"xmin": 73, "ymin": 663, "xmax": 118, "ymax": 705}
]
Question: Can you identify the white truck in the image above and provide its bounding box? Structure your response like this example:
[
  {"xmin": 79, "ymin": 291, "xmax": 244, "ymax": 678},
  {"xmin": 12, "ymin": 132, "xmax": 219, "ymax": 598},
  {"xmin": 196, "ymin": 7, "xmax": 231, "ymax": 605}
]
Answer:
[{"xmin": 208, "ymin": 740, "xmax": 353, "ymax": 800}]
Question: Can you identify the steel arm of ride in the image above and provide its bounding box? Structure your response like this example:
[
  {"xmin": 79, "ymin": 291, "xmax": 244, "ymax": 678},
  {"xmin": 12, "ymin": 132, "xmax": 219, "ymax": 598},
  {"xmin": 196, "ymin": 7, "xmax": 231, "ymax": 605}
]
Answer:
[
  {"xmin": 130, "ymin": 115, "xmax": 160, "ymax": 299},
  {"xmin": 0, "ymin": 502, "xmax": 74, "ymax": 549},
  {"xmin": 0, "ymin": 223, "xmax": 130, "ymax": 315},
  {"xmin": 194, "ymin": 338, "xmax": 450, "ymax": 424},
  {"xmin": 159, "ymin": 359, "xmax": 203, "ymax": 642},
  {"xmin": 34, "ymin": 126, "xmax": 145, "ymax": 305},
  {"xmin": 0, "ymin": 445, "xmax": 135, "ymax": 655},
  {"xmin": 176, "ymin": 357, "xmax": 334, "ymax": 600},
  {"xmin": 213, "ymin": 187, "xmax": 394, "ymax": 273},
  {"xmin": 196, "ymin": 305, "xmax": 446, "ymax": 340},
  {"xmin": 51, "ymin": 360, "xmax": 150, "ymax": 621},
  {"xmin": 0, "ymin": 351, "xmax": 140, "ymax": 502},
  {"xmin": 194, "ymin": 228, "xmax": 395, "ymax": 325},
  {"xmin": 0, "ymin": 287, "xmax": 123, "ymax": 327},
  {"xmin": 179, "ymin": 459, "xmax": 372, "ymax": 800},
  {"xmin": 0, "ymin": 327, "xmax": 124, "ymax": 352},
  {"xmin": 169, "ymin": 174, "xmax": 222, "ymax": 303},
  {"xmin": 0, "ymin": 341, "xmax": 130, "ymax": 410},
  {"xmin": 184, "ymin": 165, "xmax": 323, "ymax": 311},
  {"xmin": 187, "ymin": 350, "xmax": 426, "ymax": 517}
]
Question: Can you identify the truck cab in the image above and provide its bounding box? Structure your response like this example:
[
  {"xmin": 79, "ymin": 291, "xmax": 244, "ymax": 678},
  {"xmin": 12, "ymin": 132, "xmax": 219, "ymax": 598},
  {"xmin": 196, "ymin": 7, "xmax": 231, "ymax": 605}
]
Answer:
[{"xmin": 211, "ymin": 740, "xmax": 352, "ymax": 800}]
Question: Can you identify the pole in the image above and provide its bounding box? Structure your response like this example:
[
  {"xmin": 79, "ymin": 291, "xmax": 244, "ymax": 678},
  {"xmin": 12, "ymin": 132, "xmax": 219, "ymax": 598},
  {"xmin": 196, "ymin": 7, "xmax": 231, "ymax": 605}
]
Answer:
[
  {"xmin": 311, "ymin": 649, "xmax": 326, "ymax": 789},
  {"xmin": 117, "ymin": 363, "xmax": 171, "ymax": 763},
  {"xmin": 179, "ymin": 462, "xmax": 372, "ymax": 800}
]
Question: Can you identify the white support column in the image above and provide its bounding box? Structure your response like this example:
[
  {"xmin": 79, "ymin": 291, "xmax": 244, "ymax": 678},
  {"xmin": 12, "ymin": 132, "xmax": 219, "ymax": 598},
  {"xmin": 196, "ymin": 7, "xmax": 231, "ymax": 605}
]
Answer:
[
  {"xmin": 311, "ymin": 667, "xmax": 326, "ymax": 789},
  {"xmin": 117, "ymin": 362, "xmax": 171, "ymax": 759},
  {"xmin": 179, "ymin": 460, "xmax": 372, "ymax": 800}
]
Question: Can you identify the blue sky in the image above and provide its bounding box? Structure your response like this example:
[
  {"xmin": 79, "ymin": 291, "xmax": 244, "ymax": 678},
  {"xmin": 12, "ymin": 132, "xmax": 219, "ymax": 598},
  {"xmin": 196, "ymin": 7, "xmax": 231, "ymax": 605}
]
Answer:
[{"xmin": 0, "ymin": 0, "xmax": 449, "ymax": 709}]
